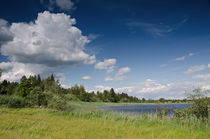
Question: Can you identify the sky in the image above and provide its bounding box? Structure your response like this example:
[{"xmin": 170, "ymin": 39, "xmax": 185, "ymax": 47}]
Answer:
[{"xmin": 0, "ymin": 0, "xmax": 210, "ymax": 99}]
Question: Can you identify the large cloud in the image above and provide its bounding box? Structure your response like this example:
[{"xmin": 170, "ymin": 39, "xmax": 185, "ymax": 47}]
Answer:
[
  {"xmin": 0, "ymin": 19, "xmax": 13, "ymax": 43},
  {"xmin": 0, "ymin": 11, "xmax": 95, "ymax": 81}
]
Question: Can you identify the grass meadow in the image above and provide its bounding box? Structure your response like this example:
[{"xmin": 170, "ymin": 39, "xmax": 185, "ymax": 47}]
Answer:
[{"xmin": 0, "ymin": 102, "xmax": 209, "ymax": 139}]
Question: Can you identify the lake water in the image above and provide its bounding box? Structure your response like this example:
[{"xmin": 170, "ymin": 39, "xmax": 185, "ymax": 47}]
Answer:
[{"xmin": 103, "ymin": 104, "xmax": 192, "ymax": 115}]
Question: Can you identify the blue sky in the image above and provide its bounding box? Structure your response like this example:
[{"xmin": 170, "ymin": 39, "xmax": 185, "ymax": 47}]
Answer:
[{"xmin": 0, "ymin": 0, "xmax": 210, "ymax": 99}]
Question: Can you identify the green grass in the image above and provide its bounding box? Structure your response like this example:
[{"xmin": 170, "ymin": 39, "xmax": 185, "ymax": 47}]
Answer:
[{"xmin": 0, "ymin": 102, "xmax": 209, "ymax": 139}]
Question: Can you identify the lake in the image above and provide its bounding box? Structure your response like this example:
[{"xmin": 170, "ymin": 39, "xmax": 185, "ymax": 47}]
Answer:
[{"xmin": 103, "ymin": 104, "xmax": 192, "ymax": 115}]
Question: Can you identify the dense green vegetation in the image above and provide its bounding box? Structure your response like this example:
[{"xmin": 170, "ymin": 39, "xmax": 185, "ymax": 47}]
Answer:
[
  {"xmin": 0, "ymin": 74, "xmax": 196, "ymax": 107},
  {"xmin": 0, "ymin": 74, "xmax": 209, "ymax": 118},
  {"xmin": 174, "ymin": 88, "xmax": 210, "ymax": 122},
  {"xmin": 0, "ymin": 74, "xmax": 142, "ymax": 110},
  {"xmin": 0, "ymin": 105, "xmax": 209, "ymax": 139},
  {"xmin": 0, "ymin": 74, "xmax": 209, "ymax": 138}
]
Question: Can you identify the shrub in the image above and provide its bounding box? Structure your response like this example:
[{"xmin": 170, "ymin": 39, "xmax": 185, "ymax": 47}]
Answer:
[
  {"xmin": 45, "ymin": 91, "xmax": 72, "ymax": 111},
  {"xmin": 52, "ymin": 97, "xmax": 67, "ymax": 111},
  {"xmin": 64, "ymin": 93, "xmax": 80, "ymax": 101},
  {"xmin": 191, "ymin": 97, "xmax": 209, "ymax": 121},
  {"xmin": 8, "ymin": 96, "xmax": 26, "ymax": 108},
  {"xmin": 156, "ymin": 104, "xmax": 170, "ymax": 119},
  {"xmin": 0, "ymin": 95, "xmax": 26, "ymax": 108},
  {"xmin": 188, "ymin": 88, "xmax": 209, "ymax": 121},
  {"xmin": 0, "ymin": 95, "xmax": 10, "ymax": 105},
  {"xmin": 157, "ymin": 108, "xmax": 170, "ymax": 119},
  {"xmin": 174, "ymin": 107, "xmax": 193, "ymax": 119},
  {"xmin": 174, "ymin": 88, "xmax": 209, "ymax": 122},
  {"xmin": 27, "ymin": 87, "xmax": 47, "ymax": 107}
]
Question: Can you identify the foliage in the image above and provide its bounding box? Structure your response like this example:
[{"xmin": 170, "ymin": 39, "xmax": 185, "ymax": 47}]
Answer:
[
  {"xmin": 188, "ymin": 88, "xmax": 209, "ymax": 121},
  {"xmin": 174, "ymin": 88, "xmax": 210, "ymax": 122},
  {"xmin": 174, "ymin": 108, "xmax": 193, "ymax": 119},
  {"xmin": 1, "ymin": 74, "xmax": 194, "ymax": 106},
  {"xmin": 159, "ymin": 98, "xmax": 166, "ymax": 103},
  {"xmin": 0, "ymin": 95, "xmax": 26, "ymax": 108},
  {"xmin": 7, "ymin": 96, "xmax": 26, "ymax": 108},
  {"xmin": 0, "ymin": 95, "xmax": 10, "ymax": 105},
  {"xmin": 2, "ymin": 74, "xmax": 205, "ymax": 113},
  {"xmin": 0, "ymin": 80, "xmax": 18, "ymax": 95},
  {"xmin": 15, "ymin": 76, "xmax": 32, "ymax": 97},
  {"xmin": 49, "ymin": 95, "xmax": 68, "ymax": 111},
  {"xmin": 27, "ymin": 87, "xmax": 47, "ymax": 107},
  {"xmin": 156, "ymin": 104, "xmax": 170, "ymax": 119}
]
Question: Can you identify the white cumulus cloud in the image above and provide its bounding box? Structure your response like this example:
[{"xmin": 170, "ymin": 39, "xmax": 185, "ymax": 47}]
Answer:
[
  {"xmin": 95, "ymin": 85, "xmax": 111, "ymax": 92},
  {"xmin": 105, "ymin": 67, "xmax": 131, "ymax": 81},
  {"xmin": 82, "ymin": 76, "xmax": 92, "ymax": 80},
  {"xmin": 0, "ymin": 11, "xmax": 95, "ymax": 81},
  {"xmin": 116, "ymin": 67, "xmax": 131, "ymax": 76},
  {"xmin": 105, "ymin": 76, "xmax": 114, "ymax": 81},
  {"xmin": 0, "ymin": 19, "xmax": 13, "ymax": 43},
  {"xmin": 94, "ymin": 58, "xmax": 116, "ymax": 73}
]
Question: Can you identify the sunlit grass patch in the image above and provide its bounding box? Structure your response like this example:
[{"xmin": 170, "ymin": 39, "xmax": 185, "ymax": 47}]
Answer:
[{"xmin": 0, "ymin": 106, "xmax": 209, "ymax": 139}]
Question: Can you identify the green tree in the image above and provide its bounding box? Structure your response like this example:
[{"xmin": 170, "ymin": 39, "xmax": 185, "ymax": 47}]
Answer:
[
  {"xmin": 159, "ymin": 98, "xmax": 165, "ymax": 103},
  {"xmin": 0, "ymin": 80, "xmax": 8, "ymax": 95},
  {"xmin": 103, "ymin": 90, "xmax": 111, "ymax": 102},
  {"xmin": 16, "ymin": 76, "xmax": 32, "ymax": 97},
  {"xmin": 142, "ymin": 98, "xmax": 146, "ymax": 103},
  {"xmin": 110, "ymin": 88, "xmax": 118, "ymax": 102}
]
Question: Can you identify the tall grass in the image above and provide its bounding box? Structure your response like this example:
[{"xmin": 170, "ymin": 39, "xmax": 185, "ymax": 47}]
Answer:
[{"xmin": 0, "ymin": 103, "xmax": 209, "ymax": 139}]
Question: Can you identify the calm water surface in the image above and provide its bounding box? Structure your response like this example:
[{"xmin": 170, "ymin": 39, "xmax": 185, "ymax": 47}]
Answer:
[{"xmin": 103, "ymin": 104, "xmax": 192, "ymax": 115}]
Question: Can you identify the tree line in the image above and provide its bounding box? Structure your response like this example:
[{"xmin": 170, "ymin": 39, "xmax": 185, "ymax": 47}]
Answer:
[
  {"xmin": 0, "ymin": 74, "xmax": 142, "ymax": 110},
  {"xmin": 0, "ymin": 74, "xmax": 195, "ymax": 107}
]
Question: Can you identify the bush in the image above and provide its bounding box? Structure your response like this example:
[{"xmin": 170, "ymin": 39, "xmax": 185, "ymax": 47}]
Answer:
[
  {"xmin": 64, "ymin": 93, "xmax": 80, "ymax": 101},
  {"xmin": 8, "ymin": 96, "xmax": 26, "ymax": 108},
  {"xmin": 27, "ymin": 87, "xmax": 47, "ymax": 107},
  {"xmin": 0, "ymin": 95, "xmax": 26, "ymax": 108},
  {"xmin": 51, "ymin": 97, "xmax": 73, "ymax": 111},
  {"xmin": 188, "ymin": 88, "xmax": 209, "ymax": 121},
  {"xmin": 156, "ymin": 104, "xmax": 170, "ymax": 119},
  {"xmin": 0, "ymin": 95, "xmax": 10, "ymax": 105},
  {"xmin": 192, "ymin": 97, "xmax": 209, "ymax": 121},
  {"xmin": 174, "ymin": 88, "xmax": 210, "ymax": 122},
  {"xmin": 44, "ymin": 91, "xmax": 72, "ymax": 111},
  {"xmin": 174, "ymin": 107, "xmax": 193, "ymax": 119}
]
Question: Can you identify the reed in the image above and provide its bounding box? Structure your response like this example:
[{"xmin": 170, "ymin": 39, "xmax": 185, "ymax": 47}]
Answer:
[{"xmin": 0, "ymin": 103, "xmax": 209, "ymax": 139}]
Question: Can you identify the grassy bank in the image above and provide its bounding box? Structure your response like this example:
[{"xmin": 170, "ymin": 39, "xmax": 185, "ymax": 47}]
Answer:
[{"xmin": 0, "ymin": 103, "xmax": 209, "ymax": 139}]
